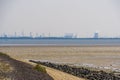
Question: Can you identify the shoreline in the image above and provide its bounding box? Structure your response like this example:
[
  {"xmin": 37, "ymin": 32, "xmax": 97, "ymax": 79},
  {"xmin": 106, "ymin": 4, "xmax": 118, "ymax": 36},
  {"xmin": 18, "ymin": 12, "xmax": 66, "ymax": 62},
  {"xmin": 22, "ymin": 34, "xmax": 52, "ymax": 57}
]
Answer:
[
  {"xmin": 0, "ymin": 45, "xmax": 120, "ymax": 78},
  {"xmin": 29, "ymin": 60, "xmax": 120, "ymax": 80},
  {"xmin": 1, "ymin": 44, "xmax": 120, "ymax": 47},
  {"xmin": 28, "ymin": 59, "xmax": 120, "ymax": 73}
]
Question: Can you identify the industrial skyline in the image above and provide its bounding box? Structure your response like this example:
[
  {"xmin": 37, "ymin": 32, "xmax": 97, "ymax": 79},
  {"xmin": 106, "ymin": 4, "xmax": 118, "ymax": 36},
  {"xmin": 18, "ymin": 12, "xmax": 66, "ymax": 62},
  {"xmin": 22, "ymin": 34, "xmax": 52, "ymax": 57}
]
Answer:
[
  {"xmin": 1, "ymin": 0, "xmax": 120, "ymax": 38},
  {"xmin": 1, "ymin": 32, "xmax": 120, "ymax": 38},
  {"xmin": 0, "ymin": 32, "xmax": 80, "ymax": 38}
]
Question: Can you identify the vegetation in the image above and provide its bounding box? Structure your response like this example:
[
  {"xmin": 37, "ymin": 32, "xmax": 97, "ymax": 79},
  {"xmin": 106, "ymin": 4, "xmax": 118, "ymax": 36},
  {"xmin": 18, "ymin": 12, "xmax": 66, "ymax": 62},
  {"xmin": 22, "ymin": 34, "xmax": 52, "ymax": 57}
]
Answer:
[
  {"xmin": 34, "ymin": 64, "xmax": 47, "ymax": 73},
  {"xmin": 0, "ymin": 53, "xmax": 13, "ymax": 80},
  {"xmin": 0, "ymin": 52, "xmax": 10, "ymax": 58},
  {"xmin": 0, "ymin": 62, "xmax": 12, "ymax": 73},
  {"xmin": 0, "ymin": 52, "xmax": 53, "ymax": 80}
]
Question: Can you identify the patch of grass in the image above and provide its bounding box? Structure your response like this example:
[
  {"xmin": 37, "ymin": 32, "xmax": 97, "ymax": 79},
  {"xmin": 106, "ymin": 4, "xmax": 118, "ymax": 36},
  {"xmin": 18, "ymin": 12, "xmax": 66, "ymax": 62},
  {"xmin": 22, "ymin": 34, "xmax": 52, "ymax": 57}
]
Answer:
[
  {"xmin": 0, "ymin": 62, "xmax": 13, "ymax": 73},
  {"xmin": 34, "ymin": 64, "xmax": 47, "ymax": 73},
  {"xmin": 0, "ymin": 52, "xmax": 10, "ymax": 58},
  {"xmin": 0, "ymin": 61, "xmax": 13, "ymax": 80}
]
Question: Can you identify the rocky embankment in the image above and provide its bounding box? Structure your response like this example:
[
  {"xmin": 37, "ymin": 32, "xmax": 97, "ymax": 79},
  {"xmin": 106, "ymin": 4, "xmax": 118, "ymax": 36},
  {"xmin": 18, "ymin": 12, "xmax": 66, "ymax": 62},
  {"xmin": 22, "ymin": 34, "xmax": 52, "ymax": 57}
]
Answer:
[
  {"xmin": 0, "ymin": 52, "xmax": 53, "ymax": 80},
  {"xmin": 29, "ymin": 60, "xmax": 120, "ymax": 80}
]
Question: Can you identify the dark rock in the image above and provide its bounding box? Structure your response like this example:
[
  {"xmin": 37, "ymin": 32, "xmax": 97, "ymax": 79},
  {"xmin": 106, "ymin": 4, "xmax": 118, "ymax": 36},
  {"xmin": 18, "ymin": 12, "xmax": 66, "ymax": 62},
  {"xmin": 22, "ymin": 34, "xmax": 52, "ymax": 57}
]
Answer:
[{"xmin": 29, "ymin": 60, "xmax": 120, "ymax": 80}]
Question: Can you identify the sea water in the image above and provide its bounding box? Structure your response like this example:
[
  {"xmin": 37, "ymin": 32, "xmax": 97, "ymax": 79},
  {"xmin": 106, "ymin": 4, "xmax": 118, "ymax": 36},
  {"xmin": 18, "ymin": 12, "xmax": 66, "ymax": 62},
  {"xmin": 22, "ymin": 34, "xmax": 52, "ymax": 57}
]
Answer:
[{"xmin": 0, "ymin": 38, "xmax": 120, "ymax": 46}]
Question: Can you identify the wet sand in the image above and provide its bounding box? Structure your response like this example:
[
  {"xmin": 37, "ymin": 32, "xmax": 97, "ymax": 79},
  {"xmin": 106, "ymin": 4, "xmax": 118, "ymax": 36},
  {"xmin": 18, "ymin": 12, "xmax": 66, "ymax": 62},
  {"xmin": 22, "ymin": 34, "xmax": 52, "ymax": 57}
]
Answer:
[{"xmin": 0, "ymin": 46, "xmax": 120, "ymax": 72}]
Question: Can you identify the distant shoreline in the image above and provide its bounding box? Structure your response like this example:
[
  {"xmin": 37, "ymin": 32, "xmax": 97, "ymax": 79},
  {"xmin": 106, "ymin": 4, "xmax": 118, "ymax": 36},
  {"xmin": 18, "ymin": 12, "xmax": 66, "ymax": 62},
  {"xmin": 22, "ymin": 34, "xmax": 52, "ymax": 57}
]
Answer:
[
  {"xmin": 1, "ymin": 38, "xmax": 120, "ymax": 39},
  {"xmin": 1, "ymin": 44, "xmax": 120, "ymax": 47}
]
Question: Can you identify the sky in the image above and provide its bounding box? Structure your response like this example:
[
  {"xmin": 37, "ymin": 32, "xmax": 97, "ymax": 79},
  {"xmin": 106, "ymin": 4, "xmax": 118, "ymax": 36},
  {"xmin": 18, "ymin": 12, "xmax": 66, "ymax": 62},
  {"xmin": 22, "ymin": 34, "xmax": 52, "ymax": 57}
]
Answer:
[{"xmin": 0, "ymin": 0, "xmax": 120, "ymax": 37}]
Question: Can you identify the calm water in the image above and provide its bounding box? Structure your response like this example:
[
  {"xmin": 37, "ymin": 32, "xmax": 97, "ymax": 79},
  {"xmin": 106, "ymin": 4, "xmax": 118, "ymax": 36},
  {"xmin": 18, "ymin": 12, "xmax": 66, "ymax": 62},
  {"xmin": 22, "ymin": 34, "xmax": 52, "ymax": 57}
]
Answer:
[{"xmin": 0, "ymin": 39, "xmax": 120, "ymax": 46}]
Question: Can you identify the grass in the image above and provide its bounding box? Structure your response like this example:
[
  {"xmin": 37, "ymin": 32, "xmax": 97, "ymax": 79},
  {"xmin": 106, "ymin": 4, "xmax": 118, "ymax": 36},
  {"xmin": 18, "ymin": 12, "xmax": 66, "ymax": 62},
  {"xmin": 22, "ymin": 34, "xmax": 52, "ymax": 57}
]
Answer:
[
  {"xmin": 0, "ymin": 52, "xmax": 47, "ymax": 73},
  {"xmin": 0, "ymin": 52, "xmax": 12, "ymax": 71},
  {"xmin": 0, "ymin": 62, "xmax": 13, "ymax": 73},
  {"xmin": 0, "ymin": 52, "xmax": 10, "ymax": 58},
  {"xmin": 0, "ymin": 55, "xmax": 13, "ymax": 80},
  {"xmin": 34, "ymin": 64, "xmax": 47, "ymax": 73},
  {"xmin": 0, "ymin": 52, "xmax": 54, "ymax": 80}
]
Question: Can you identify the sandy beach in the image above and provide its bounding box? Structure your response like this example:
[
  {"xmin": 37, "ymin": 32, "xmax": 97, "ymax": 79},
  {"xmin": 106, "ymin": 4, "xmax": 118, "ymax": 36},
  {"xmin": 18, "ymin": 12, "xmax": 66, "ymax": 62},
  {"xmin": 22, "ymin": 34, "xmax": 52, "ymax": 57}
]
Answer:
[{"xmin": 0, "ymin": 46, "xmax": 120, "ymax": 71}]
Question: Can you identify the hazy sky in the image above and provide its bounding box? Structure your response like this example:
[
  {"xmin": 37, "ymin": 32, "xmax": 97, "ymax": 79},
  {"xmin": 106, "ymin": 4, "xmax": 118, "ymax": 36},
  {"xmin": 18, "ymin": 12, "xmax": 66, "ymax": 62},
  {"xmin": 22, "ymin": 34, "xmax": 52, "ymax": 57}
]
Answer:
[{"xmin": 0, "ymin": 0, "xmax": 120, "ymax": 37}]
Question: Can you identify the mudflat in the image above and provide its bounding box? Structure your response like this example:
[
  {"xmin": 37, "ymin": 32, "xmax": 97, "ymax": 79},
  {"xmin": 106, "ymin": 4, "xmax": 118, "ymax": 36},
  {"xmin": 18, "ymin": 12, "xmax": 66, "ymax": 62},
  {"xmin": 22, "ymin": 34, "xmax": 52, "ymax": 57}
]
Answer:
[{"xmin": 0, "ymin": 46, "xmax": 120, "ymax": 71}]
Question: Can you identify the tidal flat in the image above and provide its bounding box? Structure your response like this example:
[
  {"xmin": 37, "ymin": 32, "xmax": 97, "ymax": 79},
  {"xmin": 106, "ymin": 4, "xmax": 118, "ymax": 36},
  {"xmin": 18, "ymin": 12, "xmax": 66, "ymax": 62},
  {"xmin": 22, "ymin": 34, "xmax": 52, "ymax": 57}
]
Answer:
[{"xmin": 0, "ymin": 46, "xmax": 120, "ymax": 72}]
